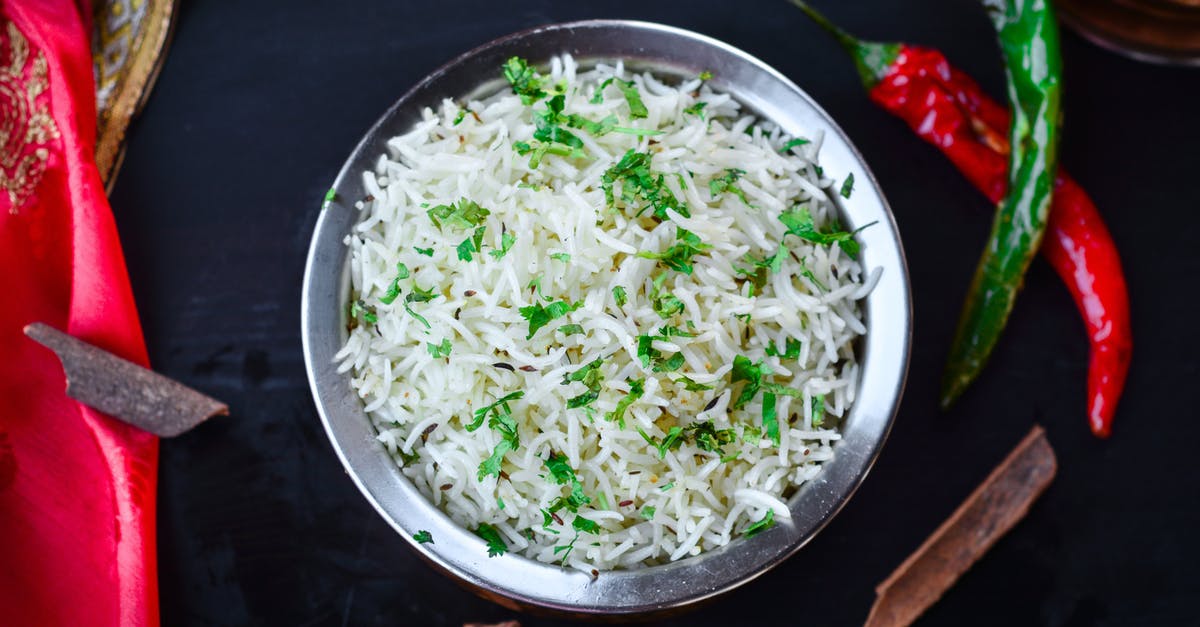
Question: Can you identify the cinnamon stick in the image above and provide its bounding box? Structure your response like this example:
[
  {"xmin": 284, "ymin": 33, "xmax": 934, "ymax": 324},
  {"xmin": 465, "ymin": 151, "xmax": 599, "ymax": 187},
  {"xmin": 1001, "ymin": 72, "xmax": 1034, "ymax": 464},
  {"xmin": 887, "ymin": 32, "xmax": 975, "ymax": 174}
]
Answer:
[
  {"xmin": 865, "ymin": 425, "xmax": 1057, "ymax": 627},
  {"xmin": 24, "ymin": 322, "xmax": 227, "ymax": 437}
]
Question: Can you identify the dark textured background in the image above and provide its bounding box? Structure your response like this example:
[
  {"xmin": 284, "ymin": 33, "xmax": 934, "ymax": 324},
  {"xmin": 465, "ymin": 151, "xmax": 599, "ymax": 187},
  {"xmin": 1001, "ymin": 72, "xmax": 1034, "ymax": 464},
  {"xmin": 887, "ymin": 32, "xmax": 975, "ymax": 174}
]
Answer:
[{"xmin": 108, "ymin": 1, "xmax": 1200, "ymax": 625}]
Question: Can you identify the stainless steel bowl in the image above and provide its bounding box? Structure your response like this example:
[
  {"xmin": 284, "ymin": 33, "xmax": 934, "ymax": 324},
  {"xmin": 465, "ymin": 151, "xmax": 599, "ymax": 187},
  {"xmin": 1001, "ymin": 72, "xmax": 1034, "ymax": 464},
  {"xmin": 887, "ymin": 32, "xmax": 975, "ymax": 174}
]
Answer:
[{"xmin": 302, "ymin": 19, "xmax": 911, "ymax": 617}]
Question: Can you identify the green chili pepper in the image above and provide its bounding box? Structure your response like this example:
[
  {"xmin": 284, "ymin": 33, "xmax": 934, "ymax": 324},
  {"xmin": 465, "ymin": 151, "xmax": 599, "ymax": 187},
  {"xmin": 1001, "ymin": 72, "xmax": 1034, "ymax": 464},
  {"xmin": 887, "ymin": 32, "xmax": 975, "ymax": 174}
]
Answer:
[{"xmin": 941, "ymin": 0, "xmax": 1063, "ymax": 408}]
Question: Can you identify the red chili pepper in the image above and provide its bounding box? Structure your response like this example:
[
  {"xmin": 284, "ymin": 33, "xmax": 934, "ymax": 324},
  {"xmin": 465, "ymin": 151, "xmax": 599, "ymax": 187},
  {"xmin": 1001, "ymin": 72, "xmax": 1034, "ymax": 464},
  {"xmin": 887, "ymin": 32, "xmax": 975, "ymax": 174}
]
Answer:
[{"xmin": 792, "ymin": 2, "xmax": 1132, "ymax": 437}]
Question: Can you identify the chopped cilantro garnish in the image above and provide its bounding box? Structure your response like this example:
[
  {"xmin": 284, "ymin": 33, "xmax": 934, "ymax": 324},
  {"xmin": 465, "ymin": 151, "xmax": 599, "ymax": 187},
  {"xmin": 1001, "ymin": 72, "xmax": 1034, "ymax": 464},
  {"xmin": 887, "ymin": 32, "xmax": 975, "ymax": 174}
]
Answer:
[
  {"xmin": 497, "ymin": 497, "xmax": 505, "ymax": 509},
  {"xmin": 811, "ymin": 393, "xmax": 827, "ymax": 428},
  {"xmin": 466, "ymin": 391, "xmax": 524, "ymax": 432},
  {"xmin": 474, "ymin": 523, "xmax": 508, "ymax": 557},
  {"xmin": 502, "ymin": 57, "xmax": 546, "ymax": 104},
  {"xmin": 403, "ymin": 302, "xmax": 430, "ymax": 329},
  {"xmin": 637, "ymin": 228, "xmax": 711, "ymax": 275},
  {"xmin": 605, "ymin": 378, "xmax": 644, "ymax": 428},
  {"xmin": 730, "ymin": 355, "xmax": 766, "ymax": 409},
  {"xmin": 426, "ymin": 338, "xmax": 452, "ymax": 358},
  {"xmin": 544, "ymin": 452, "xmax": 591, "ymax": 526},
  {"xmin": 489, "ymin": 231, "xmax": 516, "ymax": 260},
  {"xmin": 452, "ymin": 109, "xmax": 467, "ymax": 126},
  {"xmin": 414, "ymin": 246, "xmax": 434, "ymax": 257},
  {"xmin": 612, "ymin": 286, "xmax": 628, "ymax": 307},
  {"xmin": 413, "ymin": 530, "xmax": 433, "ymax": 544},
  {"xmin": 659, "ymin": 482, "xmax": 675, "ymax": 491},
  {"xmin": 478, "ymin": 407, "xmax": 520, "ymax": 481},
  {"xmin": 779, "ymin": 138, "xmax": 810, "ymax": 153},
  {"xmin": 550, "ymin": 252, "xmax": 571, "ymax": 263},
  {"xmin": 323, "ymin": 188, "xmax": 336, "ymax": 205},
  {"xmin": 350, "ymin": 299, "xmax": 376, "ymax": 325},
  {"xmin": 743, "ymin": 509, "xmax": 775, "ymax": 538},
  {"xmin": 840, "ymin": 172, "xmax": 855, "ymax": 199},
  {"xmin": 641, "ymin": 505, "xmax": 656, "ymax": 520},
  {"xmin": 456, "ymin": 226, "xmax": 487, "ymax": 261},
  {"xmin": 761, "ymin": 392, "xmax": 780, "ymax": 446},
  {"xmin": 572, "ymin": 516, "xmax": 599, "ymax": 534},
  {"xmin": 780, "ymin": 206, "xmax": 875, "ymax": 259},
  {"xmin": 636, "ymin": 333, "xmax": 686, "ymax": 372},
  {"xmin": 557, "ymin": 323, "xmax": 584, "ymax": 336},
  {"xmin": 562, "ymin": 358, "xmax": 604, "ymax": 410},
  {"xmin": 765, "ymin": 338, "xmax": 802, "ymax": 360},
  {"xmin": 378, "ymin": 263, "xmax": 410, "ymax": 305},
  {"xmin": 709, "ymin": 168, "xmax": 750, "ymax": 205},
  {"xmin": 698, "ymin": 70, "xmax": 713, "ymax": 81},
  {"xmin": 689, "ymin": 421, "xmax": 736, "ymax": 455},
  {"xmin": 596, "ymin": 491, "xmax": 609, "ymax": 511},
  {"xmin": 673, "ymin": 375, "xmax": 713, "ymax": 391},
  {"xmin": 683, "ymin": 101, "xmax": 707, "ymax": 118},
  {"xmin": 652, "ymin": 293, "xmax": 685, "ymax": 319},
  {"xmin": 428, "ymin": 198, "xmax": 490, "ymax": 230},
  {"xmin": 600, "ymin": 150, "xmax": 688, "ymax": 220},
  {"xmin": 518, "ymin": 299, "xmax": 581, "ymax": 339},
  {"xmin": 599, "ymin": 78, "xmax": 648, "ymax": 119},
  {"xmin": 639, "ymin": 425, "xmax": 685, "ymax": 458}
]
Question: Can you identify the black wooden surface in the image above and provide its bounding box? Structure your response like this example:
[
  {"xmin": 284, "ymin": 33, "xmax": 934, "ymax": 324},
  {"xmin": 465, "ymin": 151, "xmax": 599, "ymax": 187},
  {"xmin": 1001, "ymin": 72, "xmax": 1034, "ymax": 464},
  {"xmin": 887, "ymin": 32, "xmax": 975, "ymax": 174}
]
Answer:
[{"xmin": 108, "ymin": 1, "xmax": 1200, "ymax": 625}]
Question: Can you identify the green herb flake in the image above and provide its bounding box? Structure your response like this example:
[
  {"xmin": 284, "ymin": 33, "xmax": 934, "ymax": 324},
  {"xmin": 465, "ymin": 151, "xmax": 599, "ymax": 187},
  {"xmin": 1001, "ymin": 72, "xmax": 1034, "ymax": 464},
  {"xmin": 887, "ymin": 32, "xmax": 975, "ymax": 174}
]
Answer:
[
  {"xmin": 550, "ymin": 252, "xmax": 571, "ymax": 263},
  {"xmin": 612, "ymin": 286, "xmax": 628, "ymax": 307},
  {"xmin": 765, "ymin": 338, "xmax": 802, "ymax": 360},
  {"xmin": 497, "ymin": 497, "xmax": 506, "ymax": 510},
  {"xmin": 743, "ymin": 509, "xmax": 776, "ymax": 538},
  {"xmin": 467, "ymin": 391, "xmax": 524, "ymax": 432},
  {"xmin": 652, "ymin": 293, "xmax": 685, "ymax": 319},
  {"xmin": 557, "ymin": 323, "xmax": 585, "ymax": 336},
  {"xmin": 489, "ymin": 231, "xmax": 517, "ymax": 260},
  {"xmin": 414, "ymin": 246, "xmax": 434, "ymax": 257},
  {"xmin": 378, "ymin": 263, "xmax": 410, "ymax": 305},
  {"xmin": 683, "ymin": 101, "xmax": 707, "ymax": 118},
  {"xmin": 673, "ymin": 375, "xmax": 713, "ymax": 391},
  {"xmin": 599, "ymin": 149, "xmax": 689, "ymax": 220},
  {"xmin": 709, "ymin": 168, "xmax": 750, "ymax": 205},
  {"xmin": 518, "ymin": 299, "xmax": 582, "ymax": 339},
  {"xmin": 779, "ymin": 138, "xmax": 810, "ymax": 153},
  {"xmin": 601, "ymin": 78, "xmax": 648, "ymax": 119},
  {"xmin": 452, "ymin": 109, "xmax": 467, "ymax": 126},
  {"xmin": 605, "ymin": 378, "xmax": 645, "ymax": 428},
  {"xmin": 350, "ymin": 299, "xmax": 377, "ymax": 325},
  {"xmin": 413, "ymin": 530, "xmax": 433, "ymax": 544},
  {"xmin": 474, "ymin": 523, "xmax": 508, "ymax": 557},
  {"xmin": 840, "ymin": 172, "xmax": 855, "ymax": 199},
  {"xmin": 730, "ymin": 355, "xmax": 765, "ymax": 410},
  {"xmin": 426, "ymin": 338, "xmax": 452, "ymax": 358},
  {"xmin": 779, "ymin": 206, "xmax": 875, "ymax": 260},
  {"xmin": 641, "ymin": 505, "xmax": 656, "ymax": 520},
  {"xmin": 502, "ymin": 57, "xmax": 546, "ymax": 105},
  {"xmin": 811, "ymin": 393, "xmax": 827, "ymax": 428},
  {"xmin": 659, "ymin": 482, "xmax": 675, "ymax": 491},
  {"xmin": 761, "ymin": 391, "xmax": 780, "ymax": 446},
  {"xmin": 637, "ymin": 228, "xmax": 712, "ymax": 275},
  {"xmin": 698, "ymin": 70, "xmax": 713, "ymax": 81},
  {"xmin": 428, "ymin": 198, "xmax": 490, "ymax": 230},
  {"xmin": 563, "ymin": 358, "xmax": 605, "ymax": 410},
  {"xmin": 323, "ymin": 188, "xmax": 336, "ymax": 205},
  {"xmin": 572, "ymin": 516, "xmax": 600, "ymax": 534}
]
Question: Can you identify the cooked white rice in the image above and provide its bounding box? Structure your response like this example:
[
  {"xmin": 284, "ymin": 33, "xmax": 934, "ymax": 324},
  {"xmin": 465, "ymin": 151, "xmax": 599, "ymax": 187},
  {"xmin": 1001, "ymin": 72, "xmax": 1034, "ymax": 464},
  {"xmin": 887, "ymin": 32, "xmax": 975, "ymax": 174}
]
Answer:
[{"xmin": 335, "ymin": 55, "xmax": 878, "ymax": 571}]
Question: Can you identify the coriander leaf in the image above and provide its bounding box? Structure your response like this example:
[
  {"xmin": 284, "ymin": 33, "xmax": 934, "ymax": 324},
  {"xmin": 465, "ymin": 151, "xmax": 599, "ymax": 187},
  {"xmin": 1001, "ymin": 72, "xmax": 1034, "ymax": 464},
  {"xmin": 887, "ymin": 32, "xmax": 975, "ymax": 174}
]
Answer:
[
  {"xmin": 811, "ymin": 393, "xmax": 827, "ymax": 428},
  {"xmin": 743, "ymin": 509, "xmax": 775, "ymax": 538},
  {"xmin": 730, "ymin": 355, "xmax": 764, "ymax": 409},
  {"xmin": 544, "ymin": 452, "xmax": 590, "ymax": 514},
  {"xmin": 563, "ymin": 358, "xmax": 604, "ymax": 410},
  {"xmin": 426, "ymin": 338, "xmax": 452, "ymax": 358},
  {"xmin": 565, "ymin": 113, "xmax": 617, "ymax": 136},
  {"xmin": 779, "ymin": 206, "xmax": 875, "ymax": 260},
  {"xmin": 413, "ymin": 530, "xmax": 433, "ymax": 544},
  {"xmin": 478, "ymin": 406, "xmax": 521, "ymax": 481},
  {"xmin": 687, "ymin": 420, "xmax": 736, "ymax": 455},
  {"xmin": 467, "ymin": 391, "xmax": 524, "ymax": 431},
  {"xmin": 652, "ymin": 293, "xmax": 685, "ymax": 318},
  {"xmin": 652, "ymin": 352, "xmax": 686, "ymax": 373},
  {"xmin": 557, "ymin": 323, "xmax": 584, "ymax": 336},
  {"xmin": 612, "ymin": 285, "xmax": 628, "ymax": 307},
  {"xmin": 489, "ymin": 231, "xmax": 516, "ymax": 260},
  {"xmin": 604, "ymin": 78, "xmax": 648, "ymax": 119},
  {"xmin": 765, "ymin": 338, "xmax": 802, "ymax": 360},
  {"xmin": 474, "ymin": 523, "xmax": 508, "ymax": 557},
  {"xmin": 572, "ymin": 516, "xmax": 599, "ymax": 534},
  {"xmin": 840, "ymin": 172, "xmax": 855, "ymax": 199},
  {"xmin": 659, "ymin": 482, "xmax": 674, "ymax": 491},
  {"xmin": 708, "ymin": 168, "xmax": 750, "ymax": 205},
  {"xmin": 762, "ymin": 391, "xmax": 780, "ymax": 446},
  {"xmin": 428, "ymin": 198, "xmax": 490, "ymax": 230},
  {"xmin": 415, "ymin": 246, "xmax": 434, "ymax": 257},
  {"xmin": 452, "ymin": 109, "xmax": 467, "ymax": 126},
  {"xmin": 636, "ymin": 228, "xmax": 711, "ymax": 275},
  {"xmin": 550, "ymin": 252, "xmax": 571, "ymax": 263},
  {"xmin": 605, "ymin": 378, "xmax": 644, "ymax": 428},
  {"xmin": 403, "ymin": 302, "xmax": 429, "ymax": 329},
  {"xmin": 641, "ymin": 505, "xmax": 656, "ymax": 520},
  {"xmin": 518, "ymin": 299, "xmax": 581, "ymax": 339},
  {"xmin": 599, "ymin": 149, "xmax": 688, "ymax": 219},
  {"xmin": 406, "ymin": 283, "xmax": 437, "ymax": 303},
  {"xmin": 683, "ymin": 101, "xmax": 707, "ymax": 118},
  {"xmin": 673, "ymin": 375, "xmax": 713, "ymax": 391},
  {"xmin": 478, "ymin": 438, "xmax": 513, "ymax": 480},
  {"xmin": 350, "ymin": 299, "xmax": 377, "ymax": 325},
  {"xmin": 779, "ymin": 138, "xmax": 810, "ymax": 153},
  {"xmin": 379, "ymin": 262, "xmax": 409, "ymax": 305},
  {"xmin": 456, "ymin": 237, "xmax": 475, "ymax": 261},
  {"xmin": 698, "ymin": 70, "xmax": 713, "ymax": 81},
  {"xmin": 502, "ymin": 56, "xmax": 545, "ymax": 104}
]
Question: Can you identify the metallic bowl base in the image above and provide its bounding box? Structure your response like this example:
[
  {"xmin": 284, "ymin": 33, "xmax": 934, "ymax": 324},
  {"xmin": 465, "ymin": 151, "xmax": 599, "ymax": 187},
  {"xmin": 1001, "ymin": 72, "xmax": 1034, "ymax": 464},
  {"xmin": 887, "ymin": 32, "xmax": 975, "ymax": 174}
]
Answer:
[{"xmin": 302, "ymin": 19, "xmax": 912, "ymax": 617}]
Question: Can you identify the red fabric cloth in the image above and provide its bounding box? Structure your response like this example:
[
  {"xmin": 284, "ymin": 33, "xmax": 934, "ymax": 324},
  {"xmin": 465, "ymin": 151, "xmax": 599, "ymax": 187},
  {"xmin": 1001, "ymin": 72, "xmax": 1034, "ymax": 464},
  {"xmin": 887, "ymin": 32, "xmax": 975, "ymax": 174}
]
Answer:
[{"xmin": 0, "ymin": 2, "xmax": 159, "ymax": 626}]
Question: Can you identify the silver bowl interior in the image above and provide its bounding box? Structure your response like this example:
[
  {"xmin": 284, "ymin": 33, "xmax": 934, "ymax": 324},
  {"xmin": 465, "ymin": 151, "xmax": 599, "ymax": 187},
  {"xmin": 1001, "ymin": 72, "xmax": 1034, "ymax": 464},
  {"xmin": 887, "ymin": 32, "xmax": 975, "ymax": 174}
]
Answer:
[{"xmin": 301, "ymin": 19, "xmax": 911, "ymax": 616}]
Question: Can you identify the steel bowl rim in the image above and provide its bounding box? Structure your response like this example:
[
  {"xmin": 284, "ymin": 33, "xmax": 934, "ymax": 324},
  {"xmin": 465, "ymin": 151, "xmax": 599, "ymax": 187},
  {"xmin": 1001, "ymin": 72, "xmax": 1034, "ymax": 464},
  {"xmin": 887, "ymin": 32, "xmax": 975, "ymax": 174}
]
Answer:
[{"xmin": 302, "ymin": 18, "xmax": 912, "ymax": 616}]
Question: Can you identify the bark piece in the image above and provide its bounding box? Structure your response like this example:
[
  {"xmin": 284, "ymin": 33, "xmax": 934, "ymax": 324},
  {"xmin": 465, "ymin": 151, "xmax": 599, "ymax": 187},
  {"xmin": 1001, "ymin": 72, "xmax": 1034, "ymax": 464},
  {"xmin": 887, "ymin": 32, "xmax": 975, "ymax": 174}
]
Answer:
[
  {"xmin": 865, "ymin": 425, "xmax": 1057, "ymax": 627},
  {"xmin": 24, "ymin": 322, "xmax": 227, "ymax": 437}
]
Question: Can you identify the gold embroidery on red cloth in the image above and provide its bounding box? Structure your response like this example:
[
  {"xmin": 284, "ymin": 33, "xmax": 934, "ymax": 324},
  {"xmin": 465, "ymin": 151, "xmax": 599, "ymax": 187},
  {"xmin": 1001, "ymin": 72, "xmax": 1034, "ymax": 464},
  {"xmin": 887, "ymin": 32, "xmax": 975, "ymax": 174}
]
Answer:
[{"xmin": 1, "ymin": 20, "xmax": 60, "ymax": 215}]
